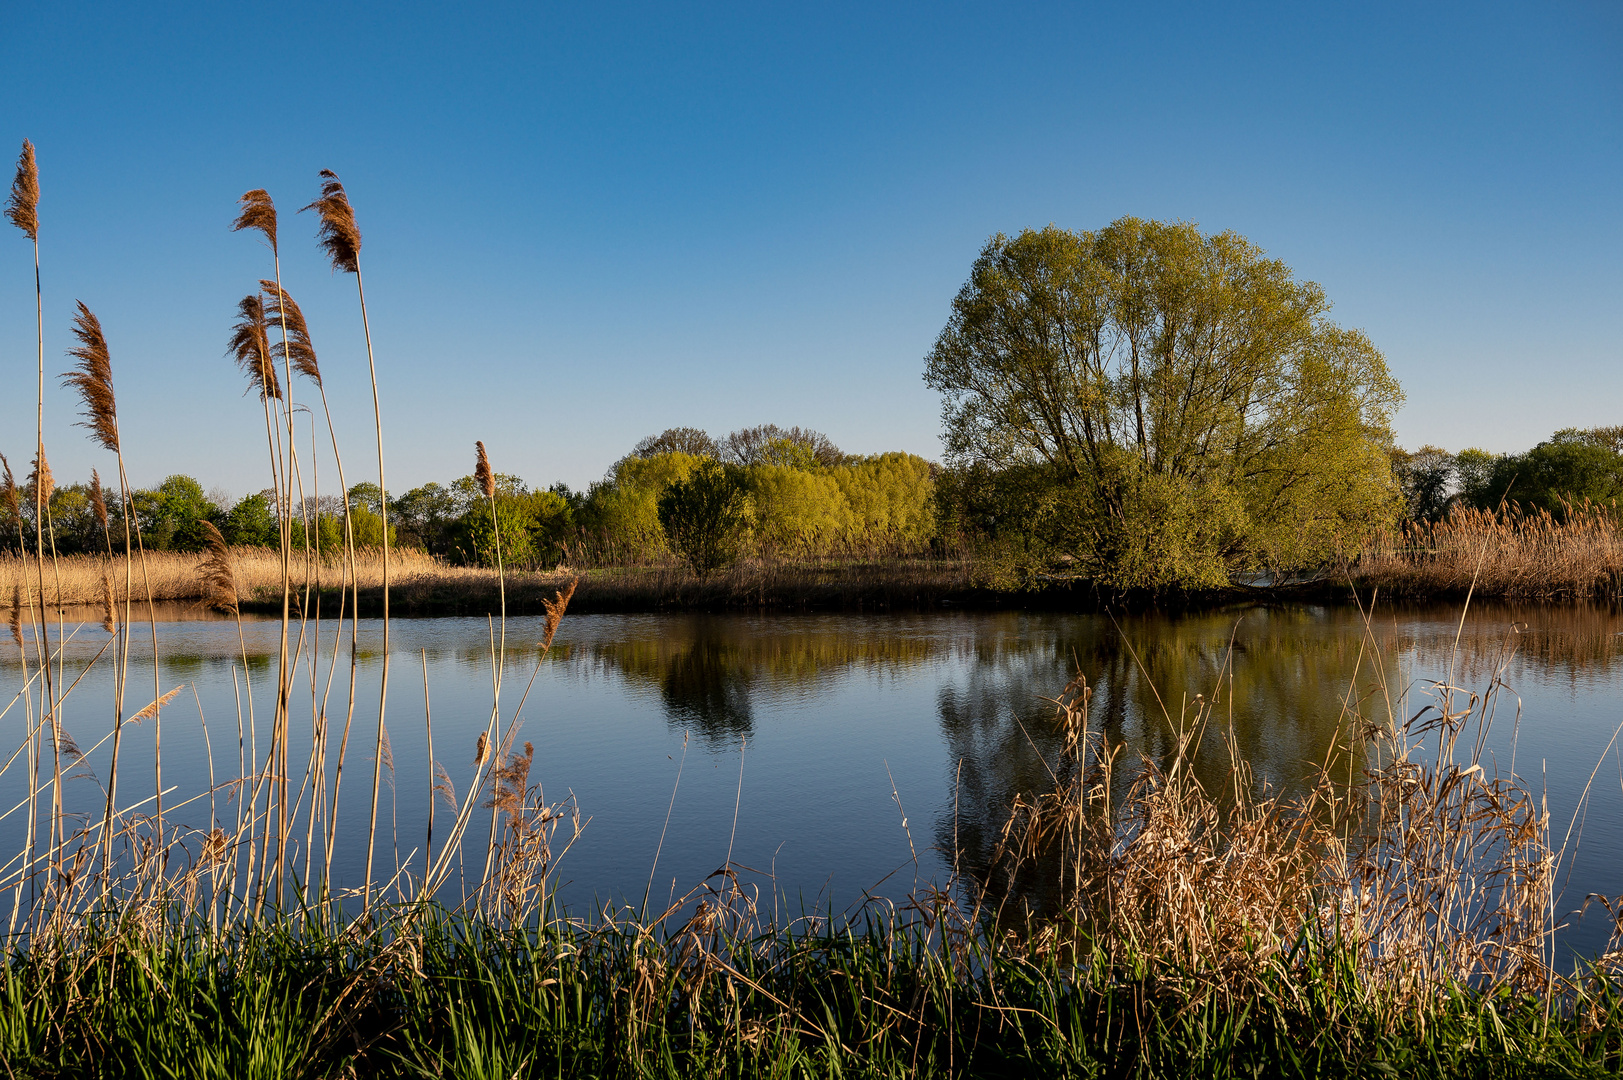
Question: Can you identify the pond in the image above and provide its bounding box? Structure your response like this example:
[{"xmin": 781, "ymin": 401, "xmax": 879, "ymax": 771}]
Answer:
[{"xmin": 4, "ymin": 601, "xmax": 1621, "ymax": 958}]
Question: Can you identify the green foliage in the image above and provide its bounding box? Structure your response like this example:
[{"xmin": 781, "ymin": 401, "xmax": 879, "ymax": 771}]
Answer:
[
  {"xmin": 449, "ymin": 489, "xmax": 572, "ymax": 568},
  {"xmin": 1454, "ymin": 448, "xmax": 1499, "ymax": 508},
  {"xmin": 925, "ymin": 219, "xmax": 1403, "ymax": 591},
  {"xmin": 1458, "ymin": 428, "xmax": 1623, "ymax": 516},
  {"xmin": 1392, "ymin": 445, "xmax": 1458, "ymax": 521},
  {"xmin": 4, "ymin": 914, "xmax": 1619, "ymax": 1079},
  {"xmin": 346, "ymin": 481, "xmax": 384, "ymax": 516},
  {"xmin": 221, "ymin": 493, "xmax": 277, "ymax": 548},
  {"xmin": 657, "ymin": 459, "xmax": 749, "ymax": 576},
  {"xmin": 828, "ymin": 452, "xmax": 936, "ymax": 544},
  {"xmin": 744, "ymin": 463, "xmax": 849, "ymax": 552},
  {"xmin": 130, "ymin": 475, "xmax": 218, "ymax": 552},
  {"xmin": 391, "ymin": 482, "xmax": 459, "ymax": 552},
  {"xmin": 578, "ymin": 452, "xmax": 703, "ymax": 561},
  {"xmin": 348, "ymin": 505, "xmax": 395, "ymax": 549}
]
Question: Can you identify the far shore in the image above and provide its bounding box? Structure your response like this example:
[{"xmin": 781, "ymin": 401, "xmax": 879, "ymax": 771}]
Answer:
[{"xmin": 8, "ymin": 549, "xmax": 1621, "ymax": 621}]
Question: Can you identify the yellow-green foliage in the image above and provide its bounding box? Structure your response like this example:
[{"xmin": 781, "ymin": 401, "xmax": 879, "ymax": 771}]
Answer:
[
  {"xmin": 828, "ymin": 452, "xmax": 935, "ymax": 543},
  {"xmin": 584, "ymin": 452, "xmax": 702, "ymax": 557},
  {"xmin": 744, "ymin": 464, "xmax": 850, "ymax": 552}
]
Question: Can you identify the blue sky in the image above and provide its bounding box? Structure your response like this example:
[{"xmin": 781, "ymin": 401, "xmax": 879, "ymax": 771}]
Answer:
[{"xmin": 0, "ymin": 1, "xmax": 1618, "ymax": 498}]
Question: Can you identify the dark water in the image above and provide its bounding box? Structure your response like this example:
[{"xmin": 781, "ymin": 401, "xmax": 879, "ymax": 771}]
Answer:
[{"xmin": 3, "ymin": 602, "xmax": 1621, "ymax": 956}]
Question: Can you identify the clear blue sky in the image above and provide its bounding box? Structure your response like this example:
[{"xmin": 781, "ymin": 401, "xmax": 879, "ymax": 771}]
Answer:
[{"xmin": 1, "ymin": 1, "xmax": 1618, "ymax": 498}]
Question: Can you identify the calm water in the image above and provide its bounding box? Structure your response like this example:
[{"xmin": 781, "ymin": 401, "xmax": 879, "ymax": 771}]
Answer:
[{"xmin": 4, "ymin": 602, "xmax": 1622, "ymax": 956}]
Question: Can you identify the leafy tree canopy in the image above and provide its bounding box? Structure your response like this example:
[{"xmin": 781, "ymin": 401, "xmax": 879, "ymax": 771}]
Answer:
[{"xmin": 925, "ymin": 219, "xmax": 1403, "ymax": 589}]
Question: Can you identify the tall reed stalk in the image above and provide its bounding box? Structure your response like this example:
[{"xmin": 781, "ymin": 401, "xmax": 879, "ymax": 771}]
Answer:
[
  {"xmin": 61, "ymin": 302, "xmax": 150, "ymax": 893},
  {"xmin": 303, "ymin": 170, "xmax": 392, "ymax": 911}
]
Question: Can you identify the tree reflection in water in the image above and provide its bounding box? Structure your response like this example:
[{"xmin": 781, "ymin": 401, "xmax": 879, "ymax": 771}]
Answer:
[{"xmin": 568, "ymin": 602, "xmax": 1622, "ymax": 914}]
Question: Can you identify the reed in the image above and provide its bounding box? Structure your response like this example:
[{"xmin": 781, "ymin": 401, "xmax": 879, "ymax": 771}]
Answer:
[
  {"xmin": 1357, "ymin": 501, "xmax": 1623, "ymax": 599},
  {"xmin": 3, "ymin": 605, "xmax": 1621, "ymax": 1077},
  {"xmin": 303, "ymin": 169, "xmax": 393, "ymax": 911}
]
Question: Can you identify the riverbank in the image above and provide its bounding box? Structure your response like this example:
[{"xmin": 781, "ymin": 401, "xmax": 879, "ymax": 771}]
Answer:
[{"xmin": 8, "ymin": 498, "xmax": 1623, "ymax": 620}]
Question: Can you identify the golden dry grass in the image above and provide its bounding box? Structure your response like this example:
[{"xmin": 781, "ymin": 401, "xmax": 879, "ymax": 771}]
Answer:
[
  {"xmin": 0, "ymin": 546, "xmax": 449, "ymax": 608},
  {"xmin": 1357, "ymin": 501, "xmax": 1623, "ymax": 599}
]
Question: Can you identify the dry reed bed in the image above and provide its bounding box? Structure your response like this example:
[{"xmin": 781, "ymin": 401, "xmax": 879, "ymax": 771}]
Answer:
[
  {"xmin": 1, "ymin": 552, "xmax": 978, "ymax": 615},
  {"xmin": 1356, "ymin": 502, "xmax": 1623, "ymax": 599},
  {"xmin": 0, "ymin": 547, "xmax": 451, "ymax": 608}
]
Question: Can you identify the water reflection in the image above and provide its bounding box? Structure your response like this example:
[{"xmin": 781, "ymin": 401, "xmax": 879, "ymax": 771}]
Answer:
[
  {"xmin": 4, "ymin": 601, "xmax": 1619, "ymax": 948},
  {"xmin": 579, "ymin": 615, "xmax": 944, "ymax": 745}
]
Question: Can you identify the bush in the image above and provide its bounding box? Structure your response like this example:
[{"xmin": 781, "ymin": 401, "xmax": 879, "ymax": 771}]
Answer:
[{"xmin": 657, "ymin": 460, "xmax": 749, "ymax": 577}]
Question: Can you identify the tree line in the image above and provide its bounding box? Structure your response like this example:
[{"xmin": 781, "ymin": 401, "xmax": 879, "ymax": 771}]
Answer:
[
  {"xmin": 1391, "ymin": 427, "xmax": 1623, "ymax": 522},
  {"xmin": 1, "ymin": 424, "xmax": 937, "ymax": 573},
  {"xmin": 15, "ymin": 215, "xmax": 1607, "ymax": 595}
]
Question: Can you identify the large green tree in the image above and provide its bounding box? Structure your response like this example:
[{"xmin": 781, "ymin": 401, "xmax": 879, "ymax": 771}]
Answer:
[{"xmin": 925, "ymin": 219, "xmax": 1403, "ymax": 589}]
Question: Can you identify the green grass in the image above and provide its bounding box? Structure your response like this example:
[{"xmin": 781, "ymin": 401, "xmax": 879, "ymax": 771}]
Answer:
[{"xmin": 4, "ymin": 904, "xmax": 1621, "ymax": 1079}]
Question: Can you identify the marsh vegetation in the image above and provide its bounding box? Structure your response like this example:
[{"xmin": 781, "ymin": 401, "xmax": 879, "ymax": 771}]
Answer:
[{"xmin": 1, "ymin": 142, "xmax": 1621, "ymax": 1078}]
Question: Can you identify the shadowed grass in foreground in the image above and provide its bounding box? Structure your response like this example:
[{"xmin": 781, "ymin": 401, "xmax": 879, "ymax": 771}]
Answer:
[{"xmin": 3, "ymin": 902, "xmax": 1621, "ymax": 1078}]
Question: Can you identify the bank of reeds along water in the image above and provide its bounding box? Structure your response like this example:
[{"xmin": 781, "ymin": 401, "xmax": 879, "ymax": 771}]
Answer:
[
  {"xmin": 0, "ymin": 550, "xmax": 979, "ymax": 617},
  {"xmin": 3, "ymin": 147, "xmax": 1623, "ymax": 1078},
  {"xmin": 1357, "ymin": 501, "xmax": 1623, "ymax": 600},
  {"xmin": 0, "ymin": 547, "xmax": 445, "ymax": 609}
]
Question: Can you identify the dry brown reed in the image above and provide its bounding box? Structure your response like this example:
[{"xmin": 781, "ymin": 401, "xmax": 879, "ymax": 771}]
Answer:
[
  {"xmin": 301, "ymin": 169, "xmax": 361, "ymax": 273},
  {"xmin": 0, "ymin": 548, "xmax": 439, "ymax": 608},
  {"xmin": 196, "ymin": 521, "xmax": 239, "ymax": 615},
  {"xmin": 231, "ymin": 188, "xmax": 278, "ymax": 254},
  {"xmin": 89, "ymin": 470, "xmax": 108, "ymax": 535},
  {"xmin": 1358, "ymin": 501, "xmax": 1623, "ymax": 599},
  {"xmin": 227, "ymin": 293, "xmax": 281, "ymax": 402},
  {"xmin": 474, "ymin": 441, "xmax": 495, "ymax": 499},
  {"xmin": 5, "ymin": 139, "xmax": 38, "ymax": 240},
  {"xmin": 0, "ymin": 453, "xmax": 18, "ymax": 524},
  {"xmin": 26, "ymin": 447, "xmax": 53, "ymax": 506},
  {"xmin": 63, "ymin": 301, "xmax": 120, "ymax": 452},
  {"xmin": 99, "ymin": 571, "xmax": 115, "ymax": 633},
  {"xmin": 130, "ymin": 686, "xmax": 185, "ymax": 724},
  {"xmin": 260, "ymin": 280, "xmax": 321, "ymax": 386},
  {"xmin": 540, "ymin": 576, "xmax": 577, "ymax": 650},
  {"xmin": 983, "ymin": 613, "xmax": 1563, "ymax": 1012}
]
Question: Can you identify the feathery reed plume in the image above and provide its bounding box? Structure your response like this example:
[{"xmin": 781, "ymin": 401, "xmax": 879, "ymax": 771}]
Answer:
[
  {"xmin": 484, "ymin": 740, "xmax": 535, "ymax": 830},
  {"xmin": 130, "ymin": 686, "xmax": 184, "ymax": 725},
  {"xmin": 0, "ymin": 453, "xmax": 18, "ymax": 527},
  {"xmin": 232, "ymin": 189, "xmax": 278, "ymax": 255},
  {"xmin": 27, "ymin": 447, "xmax": 53, "ymax": 506},
  {"xmin": 196, "ymin": 521, "xmax": 239, "ymax": 616},
  {"xmin": 540, "ymin": 577, "xmax": 578, "ymax": 652},
  {"xmin": 475, "ymin": 441, "xmax": 495, "ymax": 499},
  {"xmin": 62, "ymin": 302, "xmax": 120, "ymax": 451},
  {"xmin": 301, "ymin": 170, "xmax": 361, "ymax": 273},
  {"xmin": 260, "ymin": 280, "xmax": 321, "ymax": 386},
  {"xmin": 89, "ymin": 470, "xmax": 108, "ymax": 532},
  {"xmin": 432, "ymin": 763, "xmax": 458, "ymax": 812},
  {"xmin": 8, "ymin": 586, "xmax": 20, "ymax": 648},
  {"xmin": 5, "ymin": 140, "xmax": 38, "ymax": 241},
  {"xmin": 379, "ymin": 724, "xmax": 395, "ymax": 788},
  {"xmin": 55, "ymin": 722, "xmax": 82, "ymax": 764},
  {"xmin": 227, "ymin": 294, "xmax": 281, "ymax": 401},
  {"xmin": 100, "ymin": 571, "xmax": 115, "ymax": 634}
]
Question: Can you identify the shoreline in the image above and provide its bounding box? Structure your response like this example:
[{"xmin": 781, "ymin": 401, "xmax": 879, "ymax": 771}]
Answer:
[{"xmin": 8, "ymin": 550, "xmax": 1622, "ymax": 620}]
